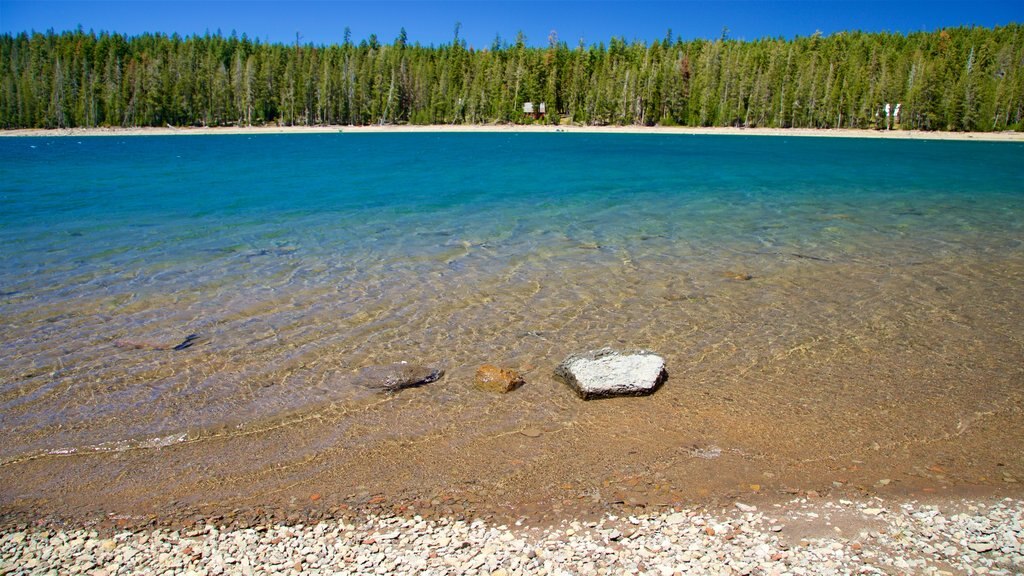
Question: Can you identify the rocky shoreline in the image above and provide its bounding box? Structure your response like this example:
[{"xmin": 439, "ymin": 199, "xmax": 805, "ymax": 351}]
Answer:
[{"xmin": 3, "ymin": 496, "xmax": 1021, "ymax": 575}]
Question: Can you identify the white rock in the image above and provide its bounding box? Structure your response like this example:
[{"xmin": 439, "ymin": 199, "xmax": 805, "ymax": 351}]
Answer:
[
  {"xmin": 554, "ymin": 348, "xmax": 667, "ymax": 399},
  {"xmin": 968, "ymin": 541, "xmax": 996, "ymax": 553},
  {"xmin": 665, "ymin": 512, "xmax": 688, "ymax": 526}
]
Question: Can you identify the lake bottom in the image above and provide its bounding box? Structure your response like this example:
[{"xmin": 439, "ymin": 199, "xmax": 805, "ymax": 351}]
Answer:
[{"xmin": 1, "ymin": 134, "xmax": 1022, "ymax": 524}]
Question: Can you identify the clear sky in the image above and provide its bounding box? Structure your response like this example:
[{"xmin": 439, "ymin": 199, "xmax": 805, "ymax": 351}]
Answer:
[{"xmin": 1, "ymin": 0, "xmax": 1020, "ymax": 47}]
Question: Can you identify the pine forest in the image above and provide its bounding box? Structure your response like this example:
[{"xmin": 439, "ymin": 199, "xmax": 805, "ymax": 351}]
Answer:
[{"xmin": 2, "ymin": 24, "xmax": 1022, "ymax": 131}]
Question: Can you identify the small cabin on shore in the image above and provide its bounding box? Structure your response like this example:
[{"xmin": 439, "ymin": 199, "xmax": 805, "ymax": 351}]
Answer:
[{"xmin": 523, "ymin": 102, "xmax": 546, "ymax": 119}]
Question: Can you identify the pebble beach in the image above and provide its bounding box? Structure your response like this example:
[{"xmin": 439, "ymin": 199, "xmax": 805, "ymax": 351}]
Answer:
[{"xmin": 3, "ymin": 497, "xmax": 1022, "ymax": 575}]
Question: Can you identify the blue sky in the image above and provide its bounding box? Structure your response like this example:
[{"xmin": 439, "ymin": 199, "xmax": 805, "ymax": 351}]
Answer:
[{"xmin": 1, "ymin": 1, "xmax": 1020, "ymax": 47}]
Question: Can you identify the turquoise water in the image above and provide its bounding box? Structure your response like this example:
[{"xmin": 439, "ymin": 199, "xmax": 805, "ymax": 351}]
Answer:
[
  {"xmin": 1, "ymin": 133, "xmax": 1023, "ymax": 464},
  {"xmin": 3, "ymin": 134, "xmax": 1021, "ymax": 312}
]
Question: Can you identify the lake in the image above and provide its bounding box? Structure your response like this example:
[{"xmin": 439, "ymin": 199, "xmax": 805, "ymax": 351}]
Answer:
[{"xmin": 2, "ymin": 133, "xmax": 1022, "ymax": 522}]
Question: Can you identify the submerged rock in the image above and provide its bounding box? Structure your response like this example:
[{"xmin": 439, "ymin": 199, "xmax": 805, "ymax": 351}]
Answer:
[
  {"xmin": 114, "ymin": 333, "xmax": 201, "ymax": 351},
  {"xmin": 353, "ymin": 362, "xmax": 444, "ymax": 392},
  {"xmin": 172, "ymin": 333, "xmax": 200, "ymax": 351},
  {"xmin": 474, "ymin": 365, "xmax": 525, "ymax": 393},
  {"xmin": 554, "ymin": 348, "xmax": 667, "ymax": 400},
  {"xmin": 723, "ymin": 272, "xmax": 754, "ymax": 281}
]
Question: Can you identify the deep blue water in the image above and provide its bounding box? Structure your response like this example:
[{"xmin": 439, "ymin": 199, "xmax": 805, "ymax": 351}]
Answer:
[{"xmin": 4, "ymin": 133, "xmax": 1023, "ymax": 236}]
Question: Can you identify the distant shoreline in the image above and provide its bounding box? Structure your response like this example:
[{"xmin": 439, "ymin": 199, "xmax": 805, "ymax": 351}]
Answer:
[{"xmin": 3, "ymin": 124, "xmax": 1023, "ymax": 141}]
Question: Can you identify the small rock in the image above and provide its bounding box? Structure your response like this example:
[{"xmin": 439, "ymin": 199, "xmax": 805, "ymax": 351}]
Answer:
[
  {"xmin": 474, "ymin": 365, "xmax": 525, "ymax": 393},
  {"xmin": 352, "ymin": 362, "xmax": 444, "ymax": 392},
  {"xmin": 724, "ymin": 272, "xmax": 754, "ymax": 281},
  {"xmin": 735, "ymin": 503, "xmax": 756, "ymax": 513},
  {"xmin": 665, "ymin": 512, "xmax": 688, "ymax": 525},
  {"xmin": 968, "ymin": 541, "xmax": 996, "ymax": 553},
  {"xmin": 862, "ymin": 508, "xmax": 884, "ymax": 516}
]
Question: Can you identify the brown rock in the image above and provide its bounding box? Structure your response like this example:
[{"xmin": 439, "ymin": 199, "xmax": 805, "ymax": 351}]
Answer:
[
  {"xmin": 724, "ymin": 272, "xmax": 754, "ymax": 281},
  {"xmin": 475, "ymin": 365, "xmax": 525, "ymax": 393}
]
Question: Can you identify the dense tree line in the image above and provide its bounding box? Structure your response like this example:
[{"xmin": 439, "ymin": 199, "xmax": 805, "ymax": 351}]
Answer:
[{"xmin": 2, "ymin": 24, "xmax": 1022, "ymax": 131}]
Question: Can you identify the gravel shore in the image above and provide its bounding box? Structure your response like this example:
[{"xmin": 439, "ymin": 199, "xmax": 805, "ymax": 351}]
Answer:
[{"xmin": 3, "ymin": 497, "xmax": 1022, "ymax": 575}]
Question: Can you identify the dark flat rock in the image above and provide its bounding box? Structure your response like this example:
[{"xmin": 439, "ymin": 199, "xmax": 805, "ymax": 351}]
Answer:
[{"xmin": 352, "ymin": 362, "xmax": 444, "ymax": 392}]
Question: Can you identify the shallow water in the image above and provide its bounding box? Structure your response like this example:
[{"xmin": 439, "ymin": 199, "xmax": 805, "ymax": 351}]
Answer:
[{"xmin": 2, "ymin": 133, "xmax": 1023, "ymax": 517}]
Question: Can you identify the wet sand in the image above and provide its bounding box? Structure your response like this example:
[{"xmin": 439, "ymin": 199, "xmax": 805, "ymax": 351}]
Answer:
[{"xmin": 2, "ymin": 123, "xmax": 1023, "ymax": 141}]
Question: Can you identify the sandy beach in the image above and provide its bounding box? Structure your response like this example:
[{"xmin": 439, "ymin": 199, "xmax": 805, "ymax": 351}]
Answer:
[{"xmin": 2, "ymin": 123, "xmax": 1023, "ymax": 141}]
